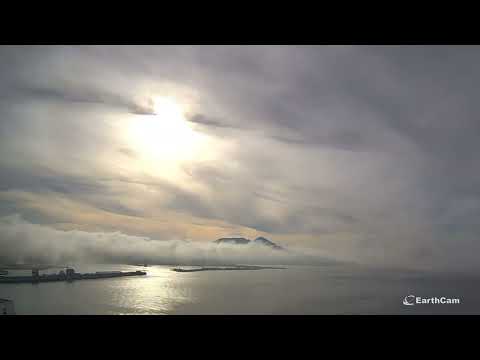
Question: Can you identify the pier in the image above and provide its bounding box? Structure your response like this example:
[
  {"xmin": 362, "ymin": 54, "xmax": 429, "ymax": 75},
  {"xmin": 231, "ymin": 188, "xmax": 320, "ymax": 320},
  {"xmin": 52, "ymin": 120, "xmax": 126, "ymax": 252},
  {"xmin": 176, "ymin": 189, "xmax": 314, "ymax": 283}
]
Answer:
[{"xmin": 0, "ymin": 267, "xmax": 146, "ymax": 284}]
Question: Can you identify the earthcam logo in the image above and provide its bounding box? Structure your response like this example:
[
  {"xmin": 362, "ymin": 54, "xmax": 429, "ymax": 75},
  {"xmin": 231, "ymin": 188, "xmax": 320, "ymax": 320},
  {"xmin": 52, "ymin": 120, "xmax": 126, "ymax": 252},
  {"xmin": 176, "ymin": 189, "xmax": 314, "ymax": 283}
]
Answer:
[
  {"xmin": 403, "ymin": 295, "xmax": 416, "ymax": 306},
  {"xmin": 403, "ymin": 294, "xmax": 461, "ymax": 306}
]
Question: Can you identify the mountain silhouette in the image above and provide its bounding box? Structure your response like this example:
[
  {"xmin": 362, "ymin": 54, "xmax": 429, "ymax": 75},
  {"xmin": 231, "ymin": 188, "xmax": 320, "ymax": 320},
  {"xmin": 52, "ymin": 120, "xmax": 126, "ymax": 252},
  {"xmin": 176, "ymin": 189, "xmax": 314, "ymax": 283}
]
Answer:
[{"xmin": 213, "ymin": 236, "xmax": 285, "ymax": 251}]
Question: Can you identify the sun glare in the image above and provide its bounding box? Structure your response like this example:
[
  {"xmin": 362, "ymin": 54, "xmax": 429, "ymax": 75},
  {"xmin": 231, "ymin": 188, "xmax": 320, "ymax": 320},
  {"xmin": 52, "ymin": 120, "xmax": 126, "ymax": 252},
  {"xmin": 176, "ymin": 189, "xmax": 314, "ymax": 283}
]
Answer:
[
  {"xmin": 123, "ymin": 96, "xmax": 213, "ymax": 183},
  {"xmin": 153, "ymin": 97, "xmax": 184, "ymax": 120}
]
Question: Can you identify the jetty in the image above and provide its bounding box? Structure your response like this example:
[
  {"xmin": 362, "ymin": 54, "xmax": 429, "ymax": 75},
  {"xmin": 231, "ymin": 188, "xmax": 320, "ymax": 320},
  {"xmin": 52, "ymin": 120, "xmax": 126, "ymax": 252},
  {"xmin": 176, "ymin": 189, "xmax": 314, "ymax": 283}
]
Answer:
[
  {"xmin": 0, "ymin": 267, "xmax": 146, "ymax": 284},
  {"xmin": 172, "ymin": 265, "xmax": 286, "ymax": 272}
]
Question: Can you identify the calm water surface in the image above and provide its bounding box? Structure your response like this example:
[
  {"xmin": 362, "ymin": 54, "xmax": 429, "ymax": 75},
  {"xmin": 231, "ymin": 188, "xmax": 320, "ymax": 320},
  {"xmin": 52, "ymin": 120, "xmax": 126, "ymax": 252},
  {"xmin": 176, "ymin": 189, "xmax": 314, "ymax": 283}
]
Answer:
[{"xmin": 1, "ymin": 263, "xmax": 479, "ymax": 314}]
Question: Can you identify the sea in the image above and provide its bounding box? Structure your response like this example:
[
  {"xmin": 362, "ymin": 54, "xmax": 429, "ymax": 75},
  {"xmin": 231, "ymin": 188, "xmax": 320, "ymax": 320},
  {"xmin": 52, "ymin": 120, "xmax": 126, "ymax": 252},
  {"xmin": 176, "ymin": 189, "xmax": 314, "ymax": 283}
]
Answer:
[{"xmin": 1, "ymin": 263, "xmax": 479, "ymax": 315}]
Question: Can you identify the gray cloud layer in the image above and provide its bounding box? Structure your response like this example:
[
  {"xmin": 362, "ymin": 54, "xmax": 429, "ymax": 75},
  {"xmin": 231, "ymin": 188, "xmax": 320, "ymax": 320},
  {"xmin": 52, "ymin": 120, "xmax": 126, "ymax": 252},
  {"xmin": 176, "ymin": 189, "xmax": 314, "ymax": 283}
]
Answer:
[{"xmin": 1, "ymin": 46, "xmax": 480, "ymax": 271}]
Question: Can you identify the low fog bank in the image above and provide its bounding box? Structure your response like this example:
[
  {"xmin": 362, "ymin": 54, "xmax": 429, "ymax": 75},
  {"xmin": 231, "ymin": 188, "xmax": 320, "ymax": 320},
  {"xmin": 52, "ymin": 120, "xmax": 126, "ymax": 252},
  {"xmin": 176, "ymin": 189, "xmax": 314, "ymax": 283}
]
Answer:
[{"xmin": 0, "ymin": 215, "xmax": 337, "ymax": 267}]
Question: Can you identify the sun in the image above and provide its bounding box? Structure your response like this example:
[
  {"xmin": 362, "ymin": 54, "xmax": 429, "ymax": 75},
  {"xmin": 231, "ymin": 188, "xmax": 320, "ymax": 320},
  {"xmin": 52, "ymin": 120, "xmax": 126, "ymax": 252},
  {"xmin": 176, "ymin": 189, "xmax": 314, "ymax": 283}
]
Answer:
[
  {"xmin": 153, "ymin": 97, "xmax": 184, "ymax": 120},
  {"xmin": 122, "ymin": 96, "xmax": 213, "ymax": 182},
  {"xmin": 130, "ymin": 96, "xmax": 201, "ymax": 158}
]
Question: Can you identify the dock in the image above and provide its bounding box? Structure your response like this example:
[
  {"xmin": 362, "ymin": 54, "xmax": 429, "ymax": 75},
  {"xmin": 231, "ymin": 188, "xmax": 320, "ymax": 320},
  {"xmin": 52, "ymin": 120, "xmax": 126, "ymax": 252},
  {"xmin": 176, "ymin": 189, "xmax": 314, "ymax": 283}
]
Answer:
[
  {"xmin": 0, "ymin": 268, "xmax": 146, "ymax": 284},
  {"xmin": 0, "ymin": 298, "xmax": 15, "ymax": 315}
]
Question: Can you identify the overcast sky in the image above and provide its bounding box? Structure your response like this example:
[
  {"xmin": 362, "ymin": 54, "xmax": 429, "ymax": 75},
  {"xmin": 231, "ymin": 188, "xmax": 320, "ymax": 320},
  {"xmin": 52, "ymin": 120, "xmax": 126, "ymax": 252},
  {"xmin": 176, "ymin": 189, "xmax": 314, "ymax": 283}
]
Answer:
[{"xmin": 1, "ymin": 45, "xmax": 480, "ymax": 271}]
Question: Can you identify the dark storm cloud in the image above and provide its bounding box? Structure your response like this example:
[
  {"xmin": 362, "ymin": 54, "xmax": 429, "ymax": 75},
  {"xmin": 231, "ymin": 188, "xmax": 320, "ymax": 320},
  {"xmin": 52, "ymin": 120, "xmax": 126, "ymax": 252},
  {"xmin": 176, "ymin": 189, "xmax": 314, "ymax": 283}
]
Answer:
[{"xmin": 2, "ymin": 45, "xmax": 480, "ymax": 271}]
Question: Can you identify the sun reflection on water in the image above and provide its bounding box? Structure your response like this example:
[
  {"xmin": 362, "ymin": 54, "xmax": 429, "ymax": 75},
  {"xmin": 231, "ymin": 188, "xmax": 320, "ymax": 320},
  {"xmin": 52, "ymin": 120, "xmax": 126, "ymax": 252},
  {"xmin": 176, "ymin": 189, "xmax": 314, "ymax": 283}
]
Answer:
[{"xmin": 105, "ymin": 265, "xmax": 195, "ymax": 315}]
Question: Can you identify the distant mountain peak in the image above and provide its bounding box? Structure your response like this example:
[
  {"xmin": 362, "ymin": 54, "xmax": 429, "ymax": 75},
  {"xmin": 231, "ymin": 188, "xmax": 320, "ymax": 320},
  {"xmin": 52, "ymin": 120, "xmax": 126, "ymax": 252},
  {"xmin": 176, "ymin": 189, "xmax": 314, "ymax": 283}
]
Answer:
[
  {"xmin": 214, "ymin": 236, "xmax": 285, "ymax": 251},
  {"xmin": 253, "ymin": 237, "xmax": 285, "ymax": 251},
  {"xmin": 214, "ymin": 237, "xmax": 251, "ymax": 245}
]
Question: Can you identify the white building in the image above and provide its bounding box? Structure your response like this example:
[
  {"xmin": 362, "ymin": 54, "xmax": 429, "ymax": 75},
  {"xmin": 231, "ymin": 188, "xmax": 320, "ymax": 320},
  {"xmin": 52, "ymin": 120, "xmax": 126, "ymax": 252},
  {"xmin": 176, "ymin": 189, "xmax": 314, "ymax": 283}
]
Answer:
[{"xmin": 0, "ymin": 298, "xmax": 15, "ymax": 315}]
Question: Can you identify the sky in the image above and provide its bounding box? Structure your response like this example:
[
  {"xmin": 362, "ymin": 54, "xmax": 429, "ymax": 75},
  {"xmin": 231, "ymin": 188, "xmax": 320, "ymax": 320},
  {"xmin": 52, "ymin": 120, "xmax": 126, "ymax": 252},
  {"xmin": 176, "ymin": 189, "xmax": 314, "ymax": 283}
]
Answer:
[{"xmin": 1, "ymin": 45, "xmax": 480, "ymax": 271}]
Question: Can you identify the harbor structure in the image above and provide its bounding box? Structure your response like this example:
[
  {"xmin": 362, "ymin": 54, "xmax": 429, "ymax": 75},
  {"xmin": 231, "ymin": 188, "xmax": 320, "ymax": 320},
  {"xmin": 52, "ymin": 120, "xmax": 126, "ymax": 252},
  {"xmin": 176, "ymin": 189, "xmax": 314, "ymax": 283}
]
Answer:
[
  {"xmin": 0, "ymin": 267, "xmax": 146, "ymax": 284},
  {"xmin": 0, "ymin": 298, "xmax": 15, "ymax": 315}
]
